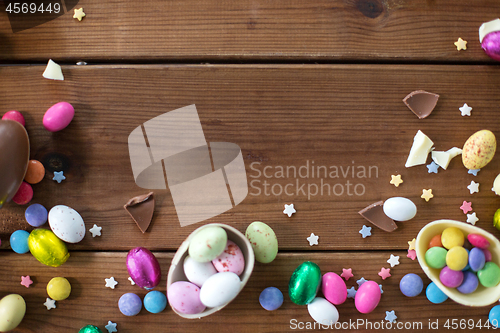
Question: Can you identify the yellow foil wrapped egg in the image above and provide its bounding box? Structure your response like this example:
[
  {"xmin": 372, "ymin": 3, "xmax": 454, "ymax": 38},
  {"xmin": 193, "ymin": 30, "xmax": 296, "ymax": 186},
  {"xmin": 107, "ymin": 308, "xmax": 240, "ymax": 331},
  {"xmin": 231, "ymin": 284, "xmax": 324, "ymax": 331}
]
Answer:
[{"xmin": 28, "ymin": 229, "xmax": 69, "ymax": 267}]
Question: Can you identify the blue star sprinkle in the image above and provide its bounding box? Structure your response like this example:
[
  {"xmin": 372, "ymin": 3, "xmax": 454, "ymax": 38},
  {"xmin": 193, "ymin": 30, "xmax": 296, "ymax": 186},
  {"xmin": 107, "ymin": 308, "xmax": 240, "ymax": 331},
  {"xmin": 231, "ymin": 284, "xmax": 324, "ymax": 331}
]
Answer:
[
  {"xmin": 356, "ymin": 277, "xmax": 367, "ymax": 287},
  {"xmin": 52, "ymin": 171, "xmax": 66, "ymax": 183},
  {"xmin": 379, "ymin": 284, "xmax": 384, "ymax": 294},
  {"xmin": 359, "ymin": 225, "xmax": 371, "ymax": 238},
  {"xmin": 385, "ymin": 310, "xmax": 397, "ymax": 323},
  {"xmin": 105, "ymin": 321, "xmax": 117, "ymax": 333},
  {"xmin": 426, "ymin": 161, "xmax": 439, "ymax": 174},
  {"xmin": 468, "ymin": 169, "xmax": 480, "ymax": 176},
  {"xmin": 347, "ymin": 287, "xmax": 357, "ymax": 298}
]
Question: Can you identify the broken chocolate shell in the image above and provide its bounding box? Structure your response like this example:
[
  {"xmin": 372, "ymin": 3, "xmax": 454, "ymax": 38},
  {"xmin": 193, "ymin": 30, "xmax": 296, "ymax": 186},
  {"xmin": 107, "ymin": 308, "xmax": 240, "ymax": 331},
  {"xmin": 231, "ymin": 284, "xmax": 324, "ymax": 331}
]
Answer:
[
  {"xmin": 124, "ymin": 192, "xmax": 155, "ymax": 233},
  {"xmin": 403, "ymin": 90, "xmax": 439, "ymax": 119},
  {"xmin": 358, "ymin": 201, "xmax": 398, "ymax": 232}
]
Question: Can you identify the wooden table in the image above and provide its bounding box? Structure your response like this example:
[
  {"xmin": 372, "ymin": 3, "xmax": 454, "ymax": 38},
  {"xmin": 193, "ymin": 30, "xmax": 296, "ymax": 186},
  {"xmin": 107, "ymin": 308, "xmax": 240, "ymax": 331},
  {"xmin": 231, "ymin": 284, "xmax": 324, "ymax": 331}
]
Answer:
[{"xmin": 2, "ymin": 0, "xmax": 500, "ymax": 331}]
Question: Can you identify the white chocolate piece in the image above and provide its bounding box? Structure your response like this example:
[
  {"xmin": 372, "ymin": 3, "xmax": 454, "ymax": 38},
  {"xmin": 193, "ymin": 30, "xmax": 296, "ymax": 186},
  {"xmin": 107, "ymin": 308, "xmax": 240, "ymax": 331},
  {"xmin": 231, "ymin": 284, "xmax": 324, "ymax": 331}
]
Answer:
[
  {"xmin": 405, "ymin": 130, "xmax": 434, "ymax": 168},
  {"xmin": 431, "ymin": 151, "xmax": 452, "ymax": 170},
  {"xmin": 479, "ymin": 18, "xmax": 500, "ymax": 43},
  {"xmin": 446, "ymin": 147, "xmax": 463, "ymax": 158},
  {"xmin": 42, "ymin": 59, "xmax": 64, "ymax": 80},
  {"xmin": 493, "ymin": 173, "xmax": 500, "ymax": 195}
]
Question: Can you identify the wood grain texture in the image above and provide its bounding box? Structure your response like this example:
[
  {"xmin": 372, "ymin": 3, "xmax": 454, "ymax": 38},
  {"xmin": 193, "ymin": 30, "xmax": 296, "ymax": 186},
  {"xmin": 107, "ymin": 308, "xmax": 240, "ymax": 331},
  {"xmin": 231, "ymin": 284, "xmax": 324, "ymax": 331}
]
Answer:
[
  {"xmin": 1, "ymin": 64, "xmax": 500, "ymax": 251},
  {"xmin": 0, "ymin": 251, "xmax": 494, "ymax": 333},
  {"xmin": 0, "ymin": 0, "xmax": 499, "ymax": 62}
]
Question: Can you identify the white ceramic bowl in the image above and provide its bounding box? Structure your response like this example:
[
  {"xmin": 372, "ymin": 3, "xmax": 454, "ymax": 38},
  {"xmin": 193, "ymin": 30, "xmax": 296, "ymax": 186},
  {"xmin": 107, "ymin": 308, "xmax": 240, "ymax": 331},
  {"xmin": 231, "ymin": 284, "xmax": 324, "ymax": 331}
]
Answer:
[
  {"xmin": 167, "ymin": 223, "xmax": 255, "ymax": 318},
  {"xmin": 416, "ymin": 219, "xmax": 500, "ymax": 307}
]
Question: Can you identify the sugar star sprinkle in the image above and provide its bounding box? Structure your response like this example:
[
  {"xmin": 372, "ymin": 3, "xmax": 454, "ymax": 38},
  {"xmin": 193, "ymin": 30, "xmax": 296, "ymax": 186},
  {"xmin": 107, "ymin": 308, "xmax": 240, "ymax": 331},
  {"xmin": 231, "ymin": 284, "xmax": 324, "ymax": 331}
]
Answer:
[
  {"xmin": 105, "ymin": 321, "xmax": 118, "ymax": 333},
  {"xmin": 283, "ymin": 204, "xmax": 296, "ymax": 217},
  {"xmin": 53, "ymin": 171, "xmax": 66, "ymax": 183},
  {"xmin": 347, "ymin": 287, "xmax": 357, "ymax": 298},
  {"xmin": 73, "ymin": 8, "xmax": 86, "ymax": 21},
  {"xmin": 128, "ymin": 277, "xmax": 136, "ymax": 285},
  {"xmin": 359, "ymin": 225, "xmax": 372, "ymax": 238},
  {"xmin": 44, "ymin": 298, "xmax": 56, "ymax": 310},
  {"xmin": 468, "ymin": 169, "xmax": 480, "ymax": 176},
  {"xmin": 454, "ymin": 37, "xmax": 467, "ymax": 51},
  {"xmin": 408, "ymin": 238, "xmax": 416, "ymax": 251},
  {"xmin": 467, "ymin": 181, "xmax": 480, "ymax": 194},
  {"xmin": 379, "ymin": 284, "xmax": 384, "ymax": 294},
  {"xmin": 307, "ymin": 233, "xmax": 319, "ymax": 246},
  {"xmin": 427, "ymin": 161, "xmax": 439, "ymax": 174},
  {"xmin": 385, "ymin": 310, "xmax": 397, "ymax": 323},
  {"xmin": 460, "ymin": 201, "xmax": 473, "ymax": 214},
  {"xmin": 356, "ymin": 277, "xmax": 367, "ymax": 287},
  {"xmin": 89, "ymin": 224, "xmax": 102, "ymax": 237},
  {"xmin": 421, "ymin": 189, "xmax": 434, "ymax": 202},
  {"xmin": 390, "ymin": 174, "xmax": 403, "ymax": 187},
  {"xmin": 459, "ymin": 103, "xmax": 472, "ymax": 116},
  {"xmin": 105, "ymin": 277, "xmax": 118, "ymax": 289},
  {"xmin": 341, "ymin": 268, "xmax": 354, "ymax": 281},
  {"xmin": 387, "ymin": 254, "xmax": 400, "ymax": 268},
  {"xmin": 407, "ymin": 249, "xmax": 417, "ymax": 260},
  {"xmin": 467, "ymin": 212, "xmax": 479, "ymax": 225},
  {"xmin": 20, "ymin": 275, "xmax": 33, "ymax": 288},
  {"xmin": 378, "ymin": 267, "xmax": 391, "ymax": 280}
]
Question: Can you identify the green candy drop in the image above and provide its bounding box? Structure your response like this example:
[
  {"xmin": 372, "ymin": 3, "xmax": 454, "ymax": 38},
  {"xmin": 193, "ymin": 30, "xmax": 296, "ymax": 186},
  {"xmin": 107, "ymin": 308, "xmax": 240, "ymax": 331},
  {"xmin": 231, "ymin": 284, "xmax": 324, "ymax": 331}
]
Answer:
[
  {"xmin": 478, "ymin": 262, "xmax": 500, "ymax": 288},
  {"xmin": 288, "ymin": 261, "xmax": 321, "ymax": 305},
  {"xmin": 78, "ymin": 325, "xmax": 103, "ymax": 333},
  {"xmin": 425, "ymin": 247, "xmax": 447, "ymax": 269}
]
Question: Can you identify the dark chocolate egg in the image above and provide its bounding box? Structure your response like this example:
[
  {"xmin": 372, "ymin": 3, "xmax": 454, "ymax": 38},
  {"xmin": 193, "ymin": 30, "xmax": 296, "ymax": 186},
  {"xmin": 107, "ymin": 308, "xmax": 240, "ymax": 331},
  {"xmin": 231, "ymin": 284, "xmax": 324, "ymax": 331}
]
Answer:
[{"xmin": 0, "ymin": 120, "xmax": 29, "ymax": 208}]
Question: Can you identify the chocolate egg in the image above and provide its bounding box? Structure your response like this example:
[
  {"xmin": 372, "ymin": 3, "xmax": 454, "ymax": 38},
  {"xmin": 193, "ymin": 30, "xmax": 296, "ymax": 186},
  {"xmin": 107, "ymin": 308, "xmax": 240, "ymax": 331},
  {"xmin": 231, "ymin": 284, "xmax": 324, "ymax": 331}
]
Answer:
[
  {"xmin": 288, "ymin": 261, "xmax": 321, "ymax": 305},
  {"xmin": 126, "ymin": 247, "xmax": 161, "ymax": 290},
  {"xmin": 28, "ymin": 228, "xmax": 69, "ymax": 267},
  {"xmin": 0, "ymin": 120, "xmax": 29, "ymax": 208},
  {"xmin": 482, "ymin": 31, "xmax": 500, "ymax": 62}
]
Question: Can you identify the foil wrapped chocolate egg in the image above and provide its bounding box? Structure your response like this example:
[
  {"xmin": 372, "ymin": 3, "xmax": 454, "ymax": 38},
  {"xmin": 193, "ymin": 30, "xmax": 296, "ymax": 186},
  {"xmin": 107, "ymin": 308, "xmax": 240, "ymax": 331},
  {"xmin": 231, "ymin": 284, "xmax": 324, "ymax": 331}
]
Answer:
[
  {"xmin": 126, "ymin": 247, "xmax": 161, "ymax": 290},
  {"xmin": 28, "ymin": 228, "xmax": 70, "ymax": 267},
  {"xmin": 480, "ymin": 19, "xmax": 500, "ymax": 61},
  {"xmin": 288, "ymin": 261, "xmax": 321, "ymax": 305},
  {"xmin": 0, "ymin": 120, "xmax": 29, "ymax": 208}
]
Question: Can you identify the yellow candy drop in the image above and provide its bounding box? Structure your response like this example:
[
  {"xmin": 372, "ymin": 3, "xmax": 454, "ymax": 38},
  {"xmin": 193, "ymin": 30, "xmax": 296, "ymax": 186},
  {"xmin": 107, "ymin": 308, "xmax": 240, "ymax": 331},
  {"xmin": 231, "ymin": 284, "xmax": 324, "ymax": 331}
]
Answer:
[
  {"xmin": 441, "ymin": 227, "xmax": 464, "ymax": 250},
  {"xmin": 47, "ymin": 277, "xmax": 71, "ymax": 300},
  {"xmin": 28, "ymin": 229, "xmax": 69, "ymax": 267},
  {"xmin": 445, "ymin": 246, "xmax": 468, "ymax": 271}
]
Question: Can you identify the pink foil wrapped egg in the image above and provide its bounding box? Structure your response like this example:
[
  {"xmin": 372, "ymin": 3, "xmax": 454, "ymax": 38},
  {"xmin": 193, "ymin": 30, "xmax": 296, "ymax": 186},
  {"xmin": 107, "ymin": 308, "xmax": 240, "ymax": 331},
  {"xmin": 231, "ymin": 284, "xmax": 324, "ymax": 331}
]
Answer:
[
  {"xmin": 126, "ymin": 247, "xmax": 161, "ymax": 290},
  {"xmin": 482, "ymin": 31, "xmax": 500, "ymax": 61}
]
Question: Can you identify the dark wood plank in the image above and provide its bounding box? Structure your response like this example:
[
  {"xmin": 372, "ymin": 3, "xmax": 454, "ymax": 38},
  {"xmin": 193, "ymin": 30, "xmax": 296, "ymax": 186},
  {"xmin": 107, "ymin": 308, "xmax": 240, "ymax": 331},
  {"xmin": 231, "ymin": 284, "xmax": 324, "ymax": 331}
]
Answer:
[
  {"xmin": 0, "ymin": 251, "xmax": 494, "ymax": 333},
  {"xmin": 0, "ymin": 0, "xmax": 499, "ymax": 62},
  {"xmin": 1, "ymin": 64, "xmax": 500, "ymax": 251}
]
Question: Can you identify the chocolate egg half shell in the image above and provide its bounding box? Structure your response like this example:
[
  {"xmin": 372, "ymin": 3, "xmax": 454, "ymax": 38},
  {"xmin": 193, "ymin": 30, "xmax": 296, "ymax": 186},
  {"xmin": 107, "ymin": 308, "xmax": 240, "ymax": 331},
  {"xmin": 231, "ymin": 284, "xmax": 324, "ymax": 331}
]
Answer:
[
  {"xmin": 0, "ymin": 120, "xmax": 29, "ymax": 208},
  {"xmin": 126, "ymin": 247, "xmax": 161, "ymax": 290}
]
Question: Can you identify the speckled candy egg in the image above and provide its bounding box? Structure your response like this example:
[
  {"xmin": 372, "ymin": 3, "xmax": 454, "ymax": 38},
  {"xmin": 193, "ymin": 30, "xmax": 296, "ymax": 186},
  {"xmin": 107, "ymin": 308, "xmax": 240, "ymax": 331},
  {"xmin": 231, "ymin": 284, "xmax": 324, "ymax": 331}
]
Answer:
[
  {"xmin": 126, "ymin": 247, "xmax": 161, "ymax": 290},
  {"xmin": 354, "ymin": 280, "xmax": 381, "ymax": 313},
  {"xmin": 245, "ymin": 221, "xmax": 278, "ymax": 263},
  {"xmin": 167, "ymin": 281, "xmax": 205, "ymax": 314},
  {"xmin": 212, "ymin": 240, "xmax": 245, "ymax": 275},
  {"xmin": 183, "ymin": 255, "xmax": 217, "ymax": 287},
  {"xmin": 462, "ymin": 130, "xmax": 496, "ymax": 170},
  {"xmin": 307, "ymin": 297, "xmax": 339, "ymax": 325},
  {"xmin": 199, "ymin": 272, "xmax": 241, "ymax": 308},
  {"xmin": 288, "ymin": 261, "xmax": 321, "ymax": 305},
  {"xmin": 321, "ymin": 272, "xmax": 347, "ymax": 305},
  {"xmin": 382, "ymin": 197, "xmax": 417, "ymax": 221},
  {"xmin": 0, "ymin": 294, "xmax": 26, "ymax": 332},
  {"xmin": 48, "ymin": 205, "xmax": 86, "ymax": 243},
  {"xmin": 28, "ymin": 228, "xmax": 69, "ymax": 267},
  {"xmin": 188, "ymin": 226, "xmax": 227, "ymax": 263}
]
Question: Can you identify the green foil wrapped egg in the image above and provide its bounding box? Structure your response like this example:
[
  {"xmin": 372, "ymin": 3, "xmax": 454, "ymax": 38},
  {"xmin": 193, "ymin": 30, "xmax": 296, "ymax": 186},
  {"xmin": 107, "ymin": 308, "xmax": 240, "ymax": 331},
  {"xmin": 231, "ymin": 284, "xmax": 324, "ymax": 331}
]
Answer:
[
  {"xmin": 28, "ymin": 229, "xmax": 69, "ymax": 267},
  {"xmin": 288, "ymin": 261, "xmax": 321, "ymax": 305},
  {"xmin": 188, "ymin": 226, "xmax": 227, "ymax": 263},
  {"xmin": 78, "ymin": 325, "xmax": 103, "ymax": 333},
  {"xmin": 245, "ymin": 221, "xmax": 278, "ymax": 263}
]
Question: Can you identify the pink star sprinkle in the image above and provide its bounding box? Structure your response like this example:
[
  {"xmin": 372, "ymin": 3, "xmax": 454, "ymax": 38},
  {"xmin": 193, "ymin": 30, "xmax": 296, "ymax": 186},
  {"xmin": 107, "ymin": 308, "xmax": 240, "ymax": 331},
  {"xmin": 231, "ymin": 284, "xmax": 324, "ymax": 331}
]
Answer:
[
  {"xmin": 407, "ymin": 249, "xmax": 417, "ymax": 260},
  {"xmin": 341, "ymin": 268, "xmax": 354, "ymax": 281},
  {"xmin": 21, "ymin": 275, "xmax": 33, "ymax": 288},
  {"xmin": 378, "ymin": 267, "xmax": 391, "ymax": 280},
  {"xmin": 460, "ymin": 201, "xmax": 472, "ymax": 214}
]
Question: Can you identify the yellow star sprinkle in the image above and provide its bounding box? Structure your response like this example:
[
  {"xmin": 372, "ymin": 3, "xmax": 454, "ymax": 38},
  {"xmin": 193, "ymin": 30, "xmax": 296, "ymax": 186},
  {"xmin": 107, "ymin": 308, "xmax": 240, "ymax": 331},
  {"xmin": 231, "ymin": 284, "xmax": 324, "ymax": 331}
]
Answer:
[
  {"xmin": 454, "ymin": 37, "xmax": 467, "ymax": 51},
  {"xmin": 73, "ymin": 8, "xmax": 86, "ymax": 21},
  {"xmin": 421, "ymin": 189, "xmax": 434, "ymax": 202},
  {"xmin": 408, "ymin": 238, "xmax": 416, "ymax": 251},
  {"xmin": 390, "ymin": 174, "xmax": 403, "ymax": 187}
]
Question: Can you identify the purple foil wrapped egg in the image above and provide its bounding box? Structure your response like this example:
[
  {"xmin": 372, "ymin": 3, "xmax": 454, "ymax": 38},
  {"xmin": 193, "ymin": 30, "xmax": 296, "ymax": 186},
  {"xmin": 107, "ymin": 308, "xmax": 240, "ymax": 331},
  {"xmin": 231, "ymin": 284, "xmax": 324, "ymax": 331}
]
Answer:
[
  {"xmin": 126, "ymin": 247, "xmax": 161, "ymax": 290},
  {"xmin": 482, "ymin": 31, "xmax": 500, "ymax": 62}
]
